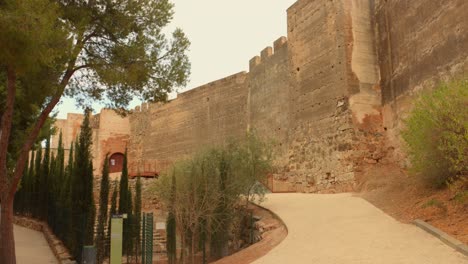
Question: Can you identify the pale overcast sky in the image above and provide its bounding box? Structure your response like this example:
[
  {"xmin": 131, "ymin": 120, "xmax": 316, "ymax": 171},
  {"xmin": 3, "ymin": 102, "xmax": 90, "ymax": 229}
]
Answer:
[{"xmin": 56, "ymin": 0, "xmax": 297, "ymax": 118}]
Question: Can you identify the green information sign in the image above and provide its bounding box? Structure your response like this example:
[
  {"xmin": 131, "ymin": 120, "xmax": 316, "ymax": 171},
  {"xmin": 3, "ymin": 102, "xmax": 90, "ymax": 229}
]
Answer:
[{"xmin": 110, "ymin": 217, "xmax": 123, "ymax": 264}]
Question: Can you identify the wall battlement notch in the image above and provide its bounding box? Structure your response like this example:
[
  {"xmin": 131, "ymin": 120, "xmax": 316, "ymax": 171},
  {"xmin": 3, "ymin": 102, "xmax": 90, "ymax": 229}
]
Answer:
[{"xmin": 249, "ymin": 36, "xmax": 288, "ymax": 71}]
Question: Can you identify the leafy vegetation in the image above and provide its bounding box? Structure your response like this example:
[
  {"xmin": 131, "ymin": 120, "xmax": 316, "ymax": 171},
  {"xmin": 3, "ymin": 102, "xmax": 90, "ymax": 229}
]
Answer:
[
  {"xmin": 96, "ymin": 154, "xmax": 110, "ymax": 264},
  {"xmin": 13, "ymin": 110, "xmax": 96, "ymax": 262},
  {"xmin": 402, "ymin": 80, "xmax": 468, "ymax": 188},
  {"xmin": 14, "ymin": 115, "xmax": 143, "ymax": 263},
  {"xmin": 155, "ymin": 132, "xmax": 274, "ymax": 263},
  {"xmin": 1, "ymin": 1, "xmax": 190, "ymax": 262}
]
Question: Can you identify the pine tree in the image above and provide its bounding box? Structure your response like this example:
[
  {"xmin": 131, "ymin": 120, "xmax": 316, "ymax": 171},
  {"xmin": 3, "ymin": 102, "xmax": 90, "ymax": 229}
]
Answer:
[
  {"xmin": 96, "ymin": 154, "xmax": 110, "ymax": 264},
  {"xmin": 107, "ymin": 181, "xmax": 118, "ymax": 257}
]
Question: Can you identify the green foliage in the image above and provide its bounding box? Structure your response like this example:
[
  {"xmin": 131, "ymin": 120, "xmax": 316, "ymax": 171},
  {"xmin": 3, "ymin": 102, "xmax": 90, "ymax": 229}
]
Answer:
[
  {"xmin": 0, "ymin": 0, "xmax": 68, "ymax": 73},
  {"xmin": 166, "ymin": 174, "xmax": 177, "ymax": 264},
  {"xmin": 118, "ymin": 149, "xmax": 134, "ymax": 258},
  {"xmin": 39, "ymin": 133, "xmax": 51, "ymax": 220},
  {"xmin": 57, "ymin": 0, "xmax": 191, "ymax": 110},
  {"xmin": 2, "ymin": 1, "xmax": 190, "ymax": 260},
  {"xmin": 96, "ymin": 154, "xmax": 110, "ymax": 264},
  {"xmin": 453, "ymin": 191, "xmax": 468, "ymax": 205},
  {"xmin": 155, "ymin": 132, "xmax": 274, "ymax": 261},
  {"xmin": 402, "ymin": 80, "xmax": 468, "ymax": 187},
  {"xmin": 119, "ymin": 149, "xmax": 130, "ymax": 214},
  {"xmin": 69, "ymin": 111, "xmax": 96, "ymax": 261},
  {"xmin": 421, "ymin": 198, "xmax": 448, "ymax": 213},
  {"xmin": 134, "ymin": 176, "xmax": 142, "ymax": 261},
  {"xmin": 107, "ymin": 181, "xmax": 118, "ymax": 257},
  {"xmin": 33, "ymin": 146, "xmax": 42, "ymax": 218}
]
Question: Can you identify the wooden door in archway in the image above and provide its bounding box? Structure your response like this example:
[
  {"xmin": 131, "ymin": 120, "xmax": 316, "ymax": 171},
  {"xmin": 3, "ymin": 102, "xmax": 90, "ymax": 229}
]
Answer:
[{"xmin": 109, "ymin": 153, "xmax": 125, "ymax": 173}]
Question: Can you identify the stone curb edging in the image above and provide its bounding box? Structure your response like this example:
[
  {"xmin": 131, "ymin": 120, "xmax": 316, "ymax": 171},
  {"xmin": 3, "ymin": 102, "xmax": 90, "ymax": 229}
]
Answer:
[
  {"xmin": 413, "ymin": 219, "xmax": 468, "ymax": 257},
  {"xmin": 252, "ymin": 201, "xmax": 289, "ymax": 234},
  {"xmin": 211, "ymin": 202, "xmax": 288, "ymax": 264}
]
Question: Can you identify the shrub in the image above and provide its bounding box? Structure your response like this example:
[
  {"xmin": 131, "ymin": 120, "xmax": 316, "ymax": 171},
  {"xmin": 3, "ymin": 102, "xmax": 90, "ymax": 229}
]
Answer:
[
  {"xmin": 154, "ymin": 132, "xmax": 274, "ymax": 262},
  {"xmin": 402, "ymin": 79, "xmax": 468, "ymax": 187}
]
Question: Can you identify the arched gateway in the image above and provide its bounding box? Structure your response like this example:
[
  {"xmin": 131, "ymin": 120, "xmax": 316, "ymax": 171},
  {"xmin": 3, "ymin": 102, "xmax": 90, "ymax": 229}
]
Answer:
[{"xmin": 109, "ymin": 152, "xmax": 125, "ymax": 173}]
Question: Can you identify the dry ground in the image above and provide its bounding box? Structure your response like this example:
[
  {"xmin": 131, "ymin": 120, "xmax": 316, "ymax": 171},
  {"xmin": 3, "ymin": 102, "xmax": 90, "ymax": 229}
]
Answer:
[{"xmin": 357, "ymin": 164, "xmax": 468, "ymax": 244}]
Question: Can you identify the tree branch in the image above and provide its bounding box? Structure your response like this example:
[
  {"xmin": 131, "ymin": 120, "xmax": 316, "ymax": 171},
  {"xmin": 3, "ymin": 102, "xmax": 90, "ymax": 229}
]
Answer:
[{"xmin": 8, "ymin": 69, "xmax": 75, "ymax": 198}]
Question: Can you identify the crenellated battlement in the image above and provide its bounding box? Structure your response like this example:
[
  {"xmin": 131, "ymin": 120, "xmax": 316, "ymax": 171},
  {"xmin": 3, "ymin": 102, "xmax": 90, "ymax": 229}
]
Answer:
[
  {"xmin": 58, "ymin": 0, "xmax": 468, "ymax": 194},
  {"xmin": 249, "ymin": 36, "xmax": 288, "ymax": 71}
]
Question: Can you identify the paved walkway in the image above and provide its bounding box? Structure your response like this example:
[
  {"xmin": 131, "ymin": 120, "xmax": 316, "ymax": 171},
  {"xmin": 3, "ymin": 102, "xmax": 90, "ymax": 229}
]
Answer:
[
  {"xmin": 253, "ymin": 193, "xmax": 468, "ymax": 264},
  {"xmin": 14, "ymin": 225, "xmax": 58, "ymax": 264}
]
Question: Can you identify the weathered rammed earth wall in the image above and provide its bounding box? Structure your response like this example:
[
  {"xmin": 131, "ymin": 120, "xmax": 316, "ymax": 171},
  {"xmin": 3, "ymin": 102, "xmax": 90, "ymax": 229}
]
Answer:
[
  {"xmin": 128, "ymin": 0, "xmax": 384, "ymax": 192},
  {"xmin": 52, "ymin": 109, "xmax": 130, "ymax": 175},
  {"xmin": 374, "ymin": 0, "xmax": 468, "ymax": 166},
  {"xmin": 56, "ymin": 0, "xmax": 467, "ymax": 192},
  {"xmin": 128, "ymin": 73, "xmax": 249, "ymax": 174}
]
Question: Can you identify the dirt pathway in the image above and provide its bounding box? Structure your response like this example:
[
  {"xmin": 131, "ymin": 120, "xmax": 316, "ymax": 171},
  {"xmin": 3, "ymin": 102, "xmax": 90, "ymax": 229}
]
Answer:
[
  {"xmin": 253, "ymin": 193, "xmax": 468, "ymax": 264},
  {"xmin": 14, "ymin": 224, "xmax": 58, "ymax": 264}
]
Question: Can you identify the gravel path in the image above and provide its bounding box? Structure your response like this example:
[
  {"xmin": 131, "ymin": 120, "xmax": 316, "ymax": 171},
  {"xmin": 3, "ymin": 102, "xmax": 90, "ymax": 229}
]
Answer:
[
  {"xmin": 14, "ymin": 225, "xmax": 58, "ymax": 264},
  {"xmin": 253, "ymin": 193, "xmax": 468, "ymax": 264}
]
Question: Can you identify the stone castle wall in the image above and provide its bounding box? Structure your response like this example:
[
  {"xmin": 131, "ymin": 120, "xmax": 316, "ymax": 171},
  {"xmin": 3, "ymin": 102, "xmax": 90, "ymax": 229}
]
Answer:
[
  {"xmin": 128, "ymin": 72, "xmax": 249, "ymax": 174},
  {"xmin": 52, "ymin": 109, "xmax": 130, "ymax": 175},
  {"xmin": 55, "ymin": 0, "xmax": 467, "ymax": 192},
  {"xmin": 374, "ymin": 0, "xmax": 468, "ymax": 166},
  {"xmin": 127, "ymin": 0, "xmax": 384, "ymax": 192}
]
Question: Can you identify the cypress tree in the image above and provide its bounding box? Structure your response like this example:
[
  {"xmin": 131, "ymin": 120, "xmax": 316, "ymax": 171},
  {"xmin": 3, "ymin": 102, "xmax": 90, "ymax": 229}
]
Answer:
[
  {"xmin": 96, "ymin": 154, "xmax": 110, "ymax": 264},
  {"xmin": 13, "ymin": 155, "xmax": 29, "ymax": 214},
  {"xmin": 70, "ymin": 110, "xmax": 95, "ymax": 261},
  {"xmin": 33, "ymin": 146, "xmax": 42, "ymax": 218},
  {"xmin": 134, "ymin": 176, "xmax": 142, "ymax": 261},
  {"xmin": 125, "ymin": 190, "xmax": 133, "ymax": 261},
  {"xmin": 26, "ymin": 151, "xmax": 35, "ymax": 215},
  {"xmin": 53, "ymin": 132, "xmax": 65, "ymax": 235},
  {"xmin": 40, "ymin": 134, "xmax": 51, "ymax": 220},
  {"xmin": 85, "ymin": 161, "xmax": 96, "ymax": 245},
  {"xmin": 57, "ymin": 131, "xmax": 65, "ymax": 180},
  {"xmin": 166, "ymin": 174, "xmax": 177, "ymax": 264},
  {"xmin": 118, "ymin": 149, "xmax": 129, "ymax": 214},
  {"xmin": 118, "ymin": 149, "xmax": 130, "ymax": 256},
  {"xmin": 60, "ymin": 143, "xmax": 74, "ymax": 246},
  {"xmin": 48, "ymin": 153, "xmax": 56, "ymax": 228},
  {"xmin": 107, "ymin": 181, "xmax": 118, "ymax": 257}
]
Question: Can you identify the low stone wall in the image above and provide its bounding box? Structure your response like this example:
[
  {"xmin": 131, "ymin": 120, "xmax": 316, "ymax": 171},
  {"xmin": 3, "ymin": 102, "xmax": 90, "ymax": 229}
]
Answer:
[{"xmin": 14, "ymin": 216, "xmax": 75, "ymax": 264}]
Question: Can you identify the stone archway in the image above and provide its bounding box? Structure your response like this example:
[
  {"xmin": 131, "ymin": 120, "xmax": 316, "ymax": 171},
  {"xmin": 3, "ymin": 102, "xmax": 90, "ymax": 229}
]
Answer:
[{"xmin": 109, "ymin": 152, "xmax": 125, "ymax": 173}]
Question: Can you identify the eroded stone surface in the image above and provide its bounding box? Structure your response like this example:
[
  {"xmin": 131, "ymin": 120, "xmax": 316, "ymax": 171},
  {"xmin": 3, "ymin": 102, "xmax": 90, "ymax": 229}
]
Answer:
[{"xmin": 54, "ymin": 0, "xmax": 467, "ymax": 193}]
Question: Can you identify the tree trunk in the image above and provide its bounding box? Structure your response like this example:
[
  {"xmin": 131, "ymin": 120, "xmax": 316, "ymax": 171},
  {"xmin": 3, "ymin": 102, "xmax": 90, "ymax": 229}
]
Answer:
[
  {"xmin": 0, "ymin": 198, "xmax": 16, "ymax": 264},
  {"xmin": 0, "ymin": 66, "xmax": 17, "ymax": 264}
]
